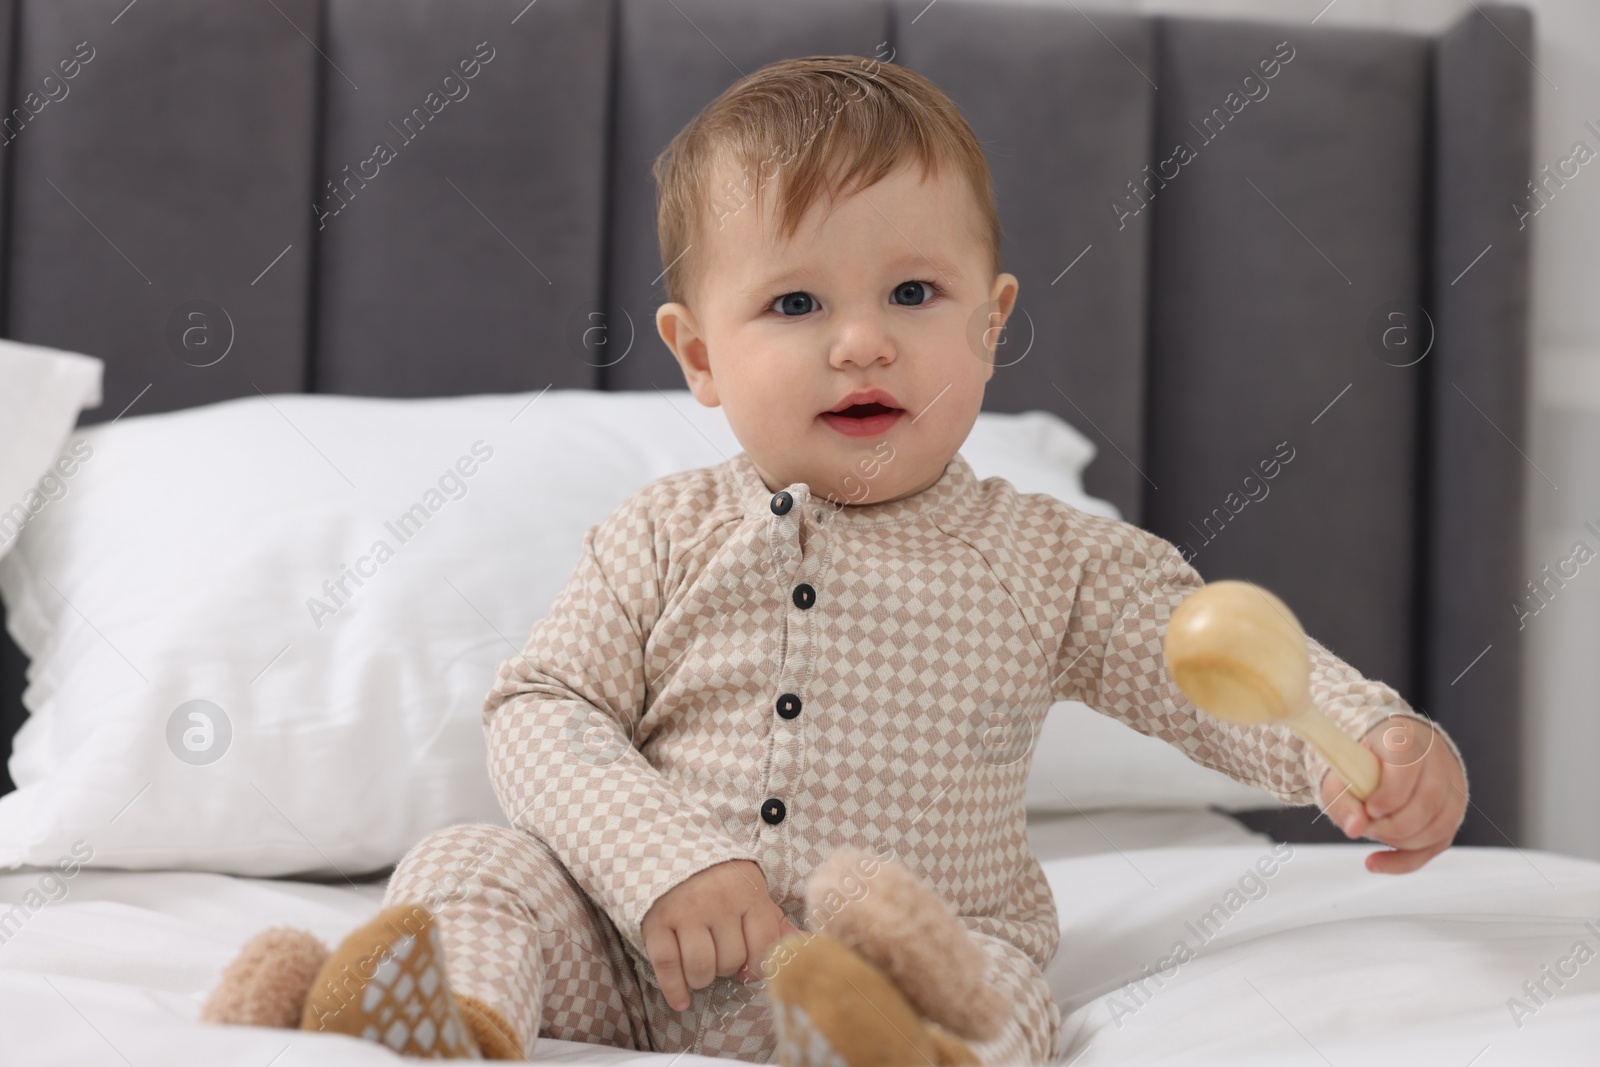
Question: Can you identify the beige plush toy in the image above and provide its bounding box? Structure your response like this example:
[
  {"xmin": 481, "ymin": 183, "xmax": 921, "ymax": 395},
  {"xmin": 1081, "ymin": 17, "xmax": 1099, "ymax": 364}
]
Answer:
[
  {"xmin": 198, "ymin": 845, "xmax": 1010, "ymax": 1064},
  {"xmin": 199, "ymin": 905, "xmax": 521, "ymax": 1057},
  {"xmin": 762, "ymin": 845, "xmax": 1013, "ymax": 1067}
]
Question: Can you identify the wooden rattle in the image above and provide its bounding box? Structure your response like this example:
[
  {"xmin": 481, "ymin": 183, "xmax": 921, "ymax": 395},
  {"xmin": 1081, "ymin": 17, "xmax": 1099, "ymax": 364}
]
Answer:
[{"xmin": 1162, "ymin": 579, "xmax": 1381, "ymax": 800}]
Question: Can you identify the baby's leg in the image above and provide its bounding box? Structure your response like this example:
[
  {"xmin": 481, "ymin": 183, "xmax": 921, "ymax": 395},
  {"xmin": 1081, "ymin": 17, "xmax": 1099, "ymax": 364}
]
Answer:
[
  {"xmin": 961, "ymin": 935, "xmax": 1063, "ymax": 1067},
  {"xmin": 382, "ymin": 822, "xmax": 653, "ymax": 1058}
]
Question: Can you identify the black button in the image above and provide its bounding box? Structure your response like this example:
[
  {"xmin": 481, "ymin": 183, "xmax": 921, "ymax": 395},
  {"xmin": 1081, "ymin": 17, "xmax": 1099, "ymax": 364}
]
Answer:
[
  {"xmin": 775, "ymin": 693, "xmax": 802, "ymax": 719},
  {"xmin": 770, "ymin": 491, "xmax": 793, "ymax": 515},
  {"xmin": 792, "ymin": 583, "xmax": 815, "ymax": 609},
  {"xmin": 761, "ymin": 798, "xmax": 786, "ymax": 825}
]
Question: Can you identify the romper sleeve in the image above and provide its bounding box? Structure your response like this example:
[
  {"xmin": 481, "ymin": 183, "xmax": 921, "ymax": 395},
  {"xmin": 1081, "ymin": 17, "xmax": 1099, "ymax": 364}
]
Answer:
[
  {"xmin": 480, "ymin": 488, "xmax": 763, "ymax": 965},
  {"xmin": 1039, "ymin": 504, "xmax": 1469, "ymax": 808}
]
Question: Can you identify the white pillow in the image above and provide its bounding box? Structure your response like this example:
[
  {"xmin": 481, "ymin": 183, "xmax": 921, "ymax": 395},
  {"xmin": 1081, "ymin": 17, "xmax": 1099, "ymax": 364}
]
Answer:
[
  {"xmin": 1025, "ymin": 702, "xmax": 1282, "ymax": 813},
  {"xmin": 0, "ymin": 389, "xmax": 1271, "ymax": 878},
  {"xmin": 0, "ymin": 339, "xmax": 103, "ymax": 562}
]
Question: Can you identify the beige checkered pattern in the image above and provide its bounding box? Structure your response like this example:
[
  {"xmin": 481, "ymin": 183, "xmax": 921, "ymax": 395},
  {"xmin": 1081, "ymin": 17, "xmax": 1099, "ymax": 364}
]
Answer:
[
  {"xmin": 384, "ymin": 821, "xmax": 791, "ymax": 1059},
  {"xmin": 453, "ymin": 449, "xmax": 1463, "ymax": 1064},
  {"xmin": 383, "ymin": 821, "xmax": 1056, "ymax": 1064}
]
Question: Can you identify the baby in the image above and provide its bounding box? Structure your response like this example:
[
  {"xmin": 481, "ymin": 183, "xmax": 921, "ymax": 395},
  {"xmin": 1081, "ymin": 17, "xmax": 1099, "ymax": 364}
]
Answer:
[{"xmin": 266, "ymin": 54, "xmax": 1470, "ymax": 1064}]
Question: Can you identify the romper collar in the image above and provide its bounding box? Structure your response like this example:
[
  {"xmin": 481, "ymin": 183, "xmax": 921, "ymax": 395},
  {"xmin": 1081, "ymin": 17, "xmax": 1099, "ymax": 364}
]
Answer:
[{"xmin": 729, "ymin": 449, "xmax": 977, "ymax": 528}]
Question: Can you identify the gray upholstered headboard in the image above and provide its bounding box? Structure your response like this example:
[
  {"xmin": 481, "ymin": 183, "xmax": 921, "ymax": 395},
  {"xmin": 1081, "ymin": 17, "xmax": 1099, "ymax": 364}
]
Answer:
[{"xmin": 0, "ymin": 0, "xmax": 1532, "ymax": 846}]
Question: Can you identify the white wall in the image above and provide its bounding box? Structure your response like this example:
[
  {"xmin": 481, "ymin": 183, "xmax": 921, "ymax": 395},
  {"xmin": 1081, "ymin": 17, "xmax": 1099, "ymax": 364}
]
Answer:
[
  {"xmin": 962, "ymin": 0, "xmax": 1600, "ymax": 857},
  {"xmin": 1501, "ymin": 0, "xmax": 1600, "ymax": 863}
]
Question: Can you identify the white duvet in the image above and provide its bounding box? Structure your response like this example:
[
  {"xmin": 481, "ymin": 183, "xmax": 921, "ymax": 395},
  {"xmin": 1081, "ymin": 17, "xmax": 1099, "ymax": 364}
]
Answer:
[{"xmin": 2, "ymin": 811, "xmax": 1598, "ymax": 1065}]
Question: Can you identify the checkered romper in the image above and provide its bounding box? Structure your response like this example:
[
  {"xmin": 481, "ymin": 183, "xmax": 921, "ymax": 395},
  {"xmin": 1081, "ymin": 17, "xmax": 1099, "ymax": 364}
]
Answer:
[{"xmin": 384, "ymin": 449, "xmax": 1460, "ymax": 1063}]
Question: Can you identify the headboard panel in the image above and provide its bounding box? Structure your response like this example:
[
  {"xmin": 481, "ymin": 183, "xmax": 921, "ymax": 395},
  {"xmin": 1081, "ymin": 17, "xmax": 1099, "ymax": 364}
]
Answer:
[
  {"xmin": 314, "ymin": 0, "xmax": 613, "ymax": 395},
  {"xmin": 1426, "ymin": 7, "xmax": 1535, "ymax": 849},
  {"xmin": 5, "ymin": 0, "xmax": 317, "ymax": 402},
  {"xmin": 0, "ymin": 0, "xmax": 1533, "ymax": 846},
  {"xmin": 1143, "ymin": 18, "xmax": 1430, "ymax": 700}
]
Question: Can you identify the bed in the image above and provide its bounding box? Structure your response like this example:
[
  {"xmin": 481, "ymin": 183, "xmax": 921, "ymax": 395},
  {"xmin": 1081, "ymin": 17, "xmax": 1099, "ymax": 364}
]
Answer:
[
  {"xmin": 1, "ymin": 0, "xmax": 1579, "ymax": 1062},
  {"xmin": 7, "ymin": 810, "xmax": 1600, "ymax": 1064}
]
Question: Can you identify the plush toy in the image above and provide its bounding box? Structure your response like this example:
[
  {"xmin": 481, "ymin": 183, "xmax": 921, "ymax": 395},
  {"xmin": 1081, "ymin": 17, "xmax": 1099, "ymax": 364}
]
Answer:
[
  {"xmin": 198, "ymin": 905, "xmax": 522, "ymax": 1057},
  {"xmin": 198, "ymin": 845, "xmax": 1009, "ymax": 1065},
  {"xmin": 762, "ymin": 845, "xmax": 1013, "ymax": 1067}
]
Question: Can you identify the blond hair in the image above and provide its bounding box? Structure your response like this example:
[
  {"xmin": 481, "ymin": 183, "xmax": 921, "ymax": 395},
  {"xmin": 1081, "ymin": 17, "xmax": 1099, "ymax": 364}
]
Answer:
[{"xmin": 651, "ymin": 54, "xmax": 1002, "ymax": 310}]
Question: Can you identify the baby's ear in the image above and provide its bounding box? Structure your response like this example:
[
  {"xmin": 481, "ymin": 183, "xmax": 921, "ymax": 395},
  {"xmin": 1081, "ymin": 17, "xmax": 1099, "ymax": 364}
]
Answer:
[{"xmin": 656, "ymin": 302, "xmax": 719, "ymax": 406}]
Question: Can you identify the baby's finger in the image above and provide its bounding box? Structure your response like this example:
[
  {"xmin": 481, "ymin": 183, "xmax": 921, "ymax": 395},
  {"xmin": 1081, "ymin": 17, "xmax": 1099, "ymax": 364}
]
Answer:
[
  {"xmin": 645, "ymin": 927, "xmax": 691, "ymax": 1012},
  {"xmin": 1365, "ymin": 771, "xmax": 1445, "ymax": 847},
  {"xmin": 1319, "ymin": 770, "xmax": 1367, "ymax": 838},
  {"xmin": 1361, "ymin": 718, "xmax": 1430, "ymax": 821},
  {"xmin": 677, "ymin": 925, "xmax": 717, "ymax": 993},
  {"xmin": 737, "ymin": 908, "xmax": 780, "ymax": 982},
  {"xmin": 1365, "ymin": 837, "xmax": 1448, "ymax": 875},
  {"xmin": 1378, "ymin": 790, "xmax": 1463, "ymax": 855},
  {"xmin": 712, "ymin": 912, "xmax": 753, "ymax": 979}
]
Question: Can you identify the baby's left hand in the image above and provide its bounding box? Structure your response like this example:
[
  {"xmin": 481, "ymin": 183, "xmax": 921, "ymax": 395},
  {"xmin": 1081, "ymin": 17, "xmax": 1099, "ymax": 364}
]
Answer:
[{"xmin": 1319, "ymin": 715, "xmax": 1467, "ymax": 874}]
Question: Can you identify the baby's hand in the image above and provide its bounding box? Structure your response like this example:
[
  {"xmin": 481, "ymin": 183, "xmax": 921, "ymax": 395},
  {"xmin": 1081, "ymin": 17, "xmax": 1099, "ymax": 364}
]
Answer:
[
  {"xmin": 640, "ymin": 858, "xmax": 801, "ymax": 1011},
  {"xmin": 1319, "ymin": 715, "xmax": 1467, "ymax": 874}
]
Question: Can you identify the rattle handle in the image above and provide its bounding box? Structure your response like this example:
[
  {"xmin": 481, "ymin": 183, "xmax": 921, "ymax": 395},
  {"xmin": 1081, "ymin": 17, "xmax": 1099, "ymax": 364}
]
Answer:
[{"xmin": 1288, "ymin": 703, "xmax": 1381, "ymax": 801}]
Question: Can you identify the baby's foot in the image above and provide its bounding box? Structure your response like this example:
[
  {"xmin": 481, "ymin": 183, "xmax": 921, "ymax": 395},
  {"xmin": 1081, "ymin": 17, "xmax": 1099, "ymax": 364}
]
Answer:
[{"xmin": 300, "ymin": 902, "xmax": 498, "ymax": 1058}]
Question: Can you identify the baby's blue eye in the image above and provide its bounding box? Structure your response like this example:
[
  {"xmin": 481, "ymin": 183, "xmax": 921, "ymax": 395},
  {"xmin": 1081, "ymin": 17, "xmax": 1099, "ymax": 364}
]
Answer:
[
  {"xmin": 892, "ymin": 281, "xmax": 935, "ymax": 306},
  {"xmin": 768, "ymin": 281, "xmax": 940, "ymax": 317},
  {"xmin": 773, "ymin": 292, "xmax": 816, "ymax": 316}
]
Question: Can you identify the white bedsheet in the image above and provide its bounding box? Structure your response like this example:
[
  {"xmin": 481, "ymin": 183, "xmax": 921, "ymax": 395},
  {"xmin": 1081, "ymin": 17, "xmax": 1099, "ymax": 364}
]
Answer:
[
  {"xmin": 1047, "ymin": 842, "xmax": 1600, "ymax": 1065},
  {"xmin": 2, "ymin": 811, "xmax": 1597, "ymax": 1065}
]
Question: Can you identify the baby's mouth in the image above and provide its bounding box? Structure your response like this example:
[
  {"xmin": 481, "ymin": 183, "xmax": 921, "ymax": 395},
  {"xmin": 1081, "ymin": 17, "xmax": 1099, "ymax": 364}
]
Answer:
[
  {"xmin": 830, "ymin": 402, "xmax": 899, "ymax": 419},
  {"xmin": 819, "ymin": 402, "xmax": 905, "ymax": 437}
]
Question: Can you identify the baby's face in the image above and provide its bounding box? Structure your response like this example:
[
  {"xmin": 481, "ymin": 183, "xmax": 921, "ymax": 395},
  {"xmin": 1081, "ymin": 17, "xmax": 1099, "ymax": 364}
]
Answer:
[{"xmin": 657, "ymin": 160, "xmax": 1018, "ymax": 507}]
